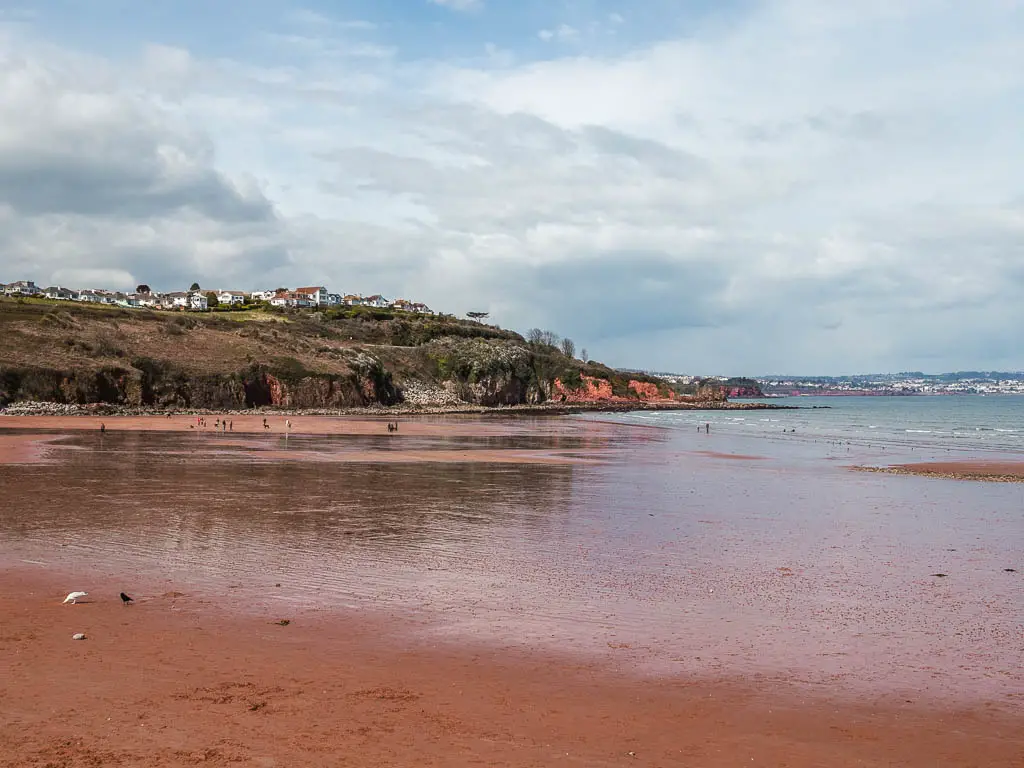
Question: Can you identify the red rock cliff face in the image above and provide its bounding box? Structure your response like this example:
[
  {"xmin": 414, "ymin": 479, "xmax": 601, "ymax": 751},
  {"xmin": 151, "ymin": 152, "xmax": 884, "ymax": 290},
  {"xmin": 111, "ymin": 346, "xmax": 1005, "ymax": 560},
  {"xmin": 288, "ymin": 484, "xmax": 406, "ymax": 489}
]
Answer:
[
  {"xmin": 628, "ymin": 380, "xmax": 679, "ymax": 401},
  {"xmin": 553, "ymin": 376, "xmax": 615, "ymax": 403},
  {"xmin": 553, "ymin": 376, "xmax": 681, "ymax": 404}
]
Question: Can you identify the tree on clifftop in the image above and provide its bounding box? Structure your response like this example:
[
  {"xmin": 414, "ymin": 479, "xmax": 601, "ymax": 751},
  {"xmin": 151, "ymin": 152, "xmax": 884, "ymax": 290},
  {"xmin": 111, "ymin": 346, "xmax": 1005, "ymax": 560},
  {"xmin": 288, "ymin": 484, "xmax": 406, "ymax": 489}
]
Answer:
[
  {"xmin": 560, "ymin": 337, "xmax": 576, "ymax": 358},
  {"xmin": 467, "ymin": 311, "xmax": 490, "ymax": 322},
  {"xmin": 205, "ymin": 291, "xmax": 220, "ymax": 308},
  {"xmin": 581, "ymin": 348, "xmax": 588, "ymax": 362},
  {"xmin": 136, "ymin": 284, "xmax": 151, "ymax": 294},
  {"xmin": 189, "ymin": 282, "xmax": 201, "ymax": 292},
  {"xmin": 540, "ymin": 330, "xmax": 560, "ymax": 348}
]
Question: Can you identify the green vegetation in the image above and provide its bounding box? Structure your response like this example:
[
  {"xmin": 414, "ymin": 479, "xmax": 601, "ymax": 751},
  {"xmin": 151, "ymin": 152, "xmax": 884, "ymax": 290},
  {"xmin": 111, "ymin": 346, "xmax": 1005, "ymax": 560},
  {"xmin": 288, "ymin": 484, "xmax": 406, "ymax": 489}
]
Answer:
[{"xmin": 0, "ymin": 295, "xmax": 714, "ymax": 409}]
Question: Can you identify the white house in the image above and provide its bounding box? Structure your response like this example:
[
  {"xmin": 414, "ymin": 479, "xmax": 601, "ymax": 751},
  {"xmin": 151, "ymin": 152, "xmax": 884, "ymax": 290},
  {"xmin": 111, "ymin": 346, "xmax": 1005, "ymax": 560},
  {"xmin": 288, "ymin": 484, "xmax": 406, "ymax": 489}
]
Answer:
[
  {"xmin": 4, "ymin": 280, "xmax": 39, "ymax": 296},
  {"xmin": 296, "ymin": 286, "xmax": 329, "ymax": 305},
  {"xmin": 116, "ymin": 294, "xmax": 141, "ymax": 308},
  {"xmin": 325, "ymin": 293, "xmax": 341, "ymax": 306},
  {"xmin": 410, "ymin": 302, "xmax": 434, "ymax": 315},
  {"xmin": 250, "ymin": 289, "xmax": 277, "ymax": 302},
  {"xmin": 77, "ymin": 290, "xmax": 110, "ymax": 304},
  {"xmin": 390, "ymin": 298, "xmax": 412, "ymax": 311},
  {"xmin": 364, "ymin": 294, "xmax": 389, "ymax": 308},
  {"xmin": 187, "ymin": 291, "xmax": 208, "ymax": 311},
  {"xmin": 218, "ymin": 291, "xmax": 247, "ymax": 305},
  {"xmin": 167, "ymin": 292, "xmax": 189, "ymax": 309},
  {"xmin": 270, "ymin": 292, "xmax": 314, "ymax": 308},
  {"xmin": 131, "ymin": 293, "xmax": 161, "ymax": 308},
  {"xmin": 43, "ymin": 286, "xmax": 77, "ymax": 300},
  {"xmin": 343, "ymin": 294, "xmax": 363, "ymax": 306}
]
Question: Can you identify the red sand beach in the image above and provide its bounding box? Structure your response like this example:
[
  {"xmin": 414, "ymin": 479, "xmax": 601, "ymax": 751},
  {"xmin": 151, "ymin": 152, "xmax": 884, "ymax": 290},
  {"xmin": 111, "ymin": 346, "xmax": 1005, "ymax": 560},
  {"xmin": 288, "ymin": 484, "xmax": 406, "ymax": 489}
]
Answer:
[
  {"xmin": 1, "ymin": 415, "xmax": 1021, "ymax": 766},
  {"xmin": 2, "ymin": 568, "xmax": 1021, "ymax": 768}
]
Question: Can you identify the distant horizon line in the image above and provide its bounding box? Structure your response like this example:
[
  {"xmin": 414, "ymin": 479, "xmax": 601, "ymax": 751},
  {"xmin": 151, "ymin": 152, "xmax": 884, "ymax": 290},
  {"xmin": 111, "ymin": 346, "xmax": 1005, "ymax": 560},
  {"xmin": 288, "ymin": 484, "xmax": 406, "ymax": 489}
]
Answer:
[{"xmin": 626, "ymin": 369, "xmax": 1024, "ymax": 380}]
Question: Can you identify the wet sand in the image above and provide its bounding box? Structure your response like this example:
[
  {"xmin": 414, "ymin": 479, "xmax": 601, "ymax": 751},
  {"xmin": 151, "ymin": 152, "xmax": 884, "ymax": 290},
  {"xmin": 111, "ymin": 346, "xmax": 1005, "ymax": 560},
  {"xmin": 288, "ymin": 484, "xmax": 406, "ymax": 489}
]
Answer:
[
  {"xmin": 0, "ymin": 414, "xmax": 536, "ymax": 437},
  {"xmin": 1, "ymin": 417, "xmax": 1022, "ymax": 765},
  {"xmin": 2, "ymin": 568, "xmax": 1021, "ymax": 768},
  {"xmin": 0, "ymin": 433, "xmax": 61, "ymax": 464},
  {"xmin": 857, "ymin": 460, "xmax": 1024, "ymax": 482}
]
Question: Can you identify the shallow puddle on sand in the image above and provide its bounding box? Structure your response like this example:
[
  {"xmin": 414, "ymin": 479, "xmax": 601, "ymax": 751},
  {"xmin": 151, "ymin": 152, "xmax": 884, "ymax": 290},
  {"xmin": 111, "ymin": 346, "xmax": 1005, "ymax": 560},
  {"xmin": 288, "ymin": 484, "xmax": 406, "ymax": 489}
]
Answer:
[{"xmin": 0, "ymin": 423, "xmax": 1021, "ymax": 704}]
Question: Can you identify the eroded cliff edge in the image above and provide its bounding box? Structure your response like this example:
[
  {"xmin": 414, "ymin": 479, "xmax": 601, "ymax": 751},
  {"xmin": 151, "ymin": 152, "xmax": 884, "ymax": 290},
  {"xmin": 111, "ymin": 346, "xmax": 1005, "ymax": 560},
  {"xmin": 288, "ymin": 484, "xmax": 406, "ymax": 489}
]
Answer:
[{"xmin": 0, "ymin": 300, "xmax": 756, "ymax": 412}]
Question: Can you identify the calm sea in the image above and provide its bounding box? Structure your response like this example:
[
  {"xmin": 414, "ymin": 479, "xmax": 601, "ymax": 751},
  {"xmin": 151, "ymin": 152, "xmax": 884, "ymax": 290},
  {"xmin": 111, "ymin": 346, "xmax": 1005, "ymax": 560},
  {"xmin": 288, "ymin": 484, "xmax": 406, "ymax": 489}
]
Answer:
[{"xmin": 597, "ymin": 395, "xmax": 1024, "ymax": 455}]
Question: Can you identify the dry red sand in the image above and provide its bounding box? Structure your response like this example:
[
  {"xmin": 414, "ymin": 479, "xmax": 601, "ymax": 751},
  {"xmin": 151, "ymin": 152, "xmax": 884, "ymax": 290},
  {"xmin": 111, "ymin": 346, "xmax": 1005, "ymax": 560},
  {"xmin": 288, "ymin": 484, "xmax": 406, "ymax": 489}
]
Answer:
[{"xmin": 2, "ymin": 569, "xmax": 1021, "ymax": 768}]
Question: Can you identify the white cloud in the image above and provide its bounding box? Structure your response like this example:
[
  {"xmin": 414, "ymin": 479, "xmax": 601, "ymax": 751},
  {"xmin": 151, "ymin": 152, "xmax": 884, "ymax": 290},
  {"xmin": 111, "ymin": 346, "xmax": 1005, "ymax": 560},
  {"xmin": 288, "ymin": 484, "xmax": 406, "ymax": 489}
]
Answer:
[{"xmin": 538, "ymin": 24, "xmax": 579, "ymax": 43}]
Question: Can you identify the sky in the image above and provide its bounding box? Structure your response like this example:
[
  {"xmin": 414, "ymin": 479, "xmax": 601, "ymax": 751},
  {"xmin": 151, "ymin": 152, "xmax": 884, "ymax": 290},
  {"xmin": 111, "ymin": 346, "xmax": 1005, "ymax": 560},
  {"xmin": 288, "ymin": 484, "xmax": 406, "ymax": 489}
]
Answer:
[{"xmin": 0, "ymin": 0, "xmax": 1022, "ymax": 375}]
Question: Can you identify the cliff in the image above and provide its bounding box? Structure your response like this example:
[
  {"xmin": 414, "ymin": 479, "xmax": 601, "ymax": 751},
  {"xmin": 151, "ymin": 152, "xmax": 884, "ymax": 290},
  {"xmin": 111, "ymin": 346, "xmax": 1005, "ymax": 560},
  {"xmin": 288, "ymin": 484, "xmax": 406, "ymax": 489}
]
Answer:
[{"xmin": 0, "ymin": 299, "xmax": 732, "ymax": 411}]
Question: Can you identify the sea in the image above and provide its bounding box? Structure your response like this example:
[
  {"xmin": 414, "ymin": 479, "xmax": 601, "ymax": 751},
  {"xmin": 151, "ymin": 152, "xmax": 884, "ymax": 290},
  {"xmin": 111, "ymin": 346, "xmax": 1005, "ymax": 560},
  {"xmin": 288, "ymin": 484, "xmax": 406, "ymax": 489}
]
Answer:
[{"xmin": 598, "ymin": 394, "xmax": 1024, "ymax": 455}]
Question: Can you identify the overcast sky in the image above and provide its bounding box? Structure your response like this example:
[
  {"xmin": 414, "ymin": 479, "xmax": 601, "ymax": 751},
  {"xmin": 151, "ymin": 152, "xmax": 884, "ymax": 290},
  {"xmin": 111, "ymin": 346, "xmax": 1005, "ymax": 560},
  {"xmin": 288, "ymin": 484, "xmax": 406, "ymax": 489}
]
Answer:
[{"xmin": 1, "ymin": 1, "xmax": 1021, "ymax": 375}]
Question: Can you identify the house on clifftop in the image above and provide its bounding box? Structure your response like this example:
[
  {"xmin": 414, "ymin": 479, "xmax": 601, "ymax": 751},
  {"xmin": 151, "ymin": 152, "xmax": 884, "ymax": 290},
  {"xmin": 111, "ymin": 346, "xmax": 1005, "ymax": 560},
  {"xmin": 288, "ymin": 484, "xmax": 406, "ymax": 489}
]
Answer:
[{"xmin": 3, "ymin": 280, "xmax": 40, "ymax": 296}]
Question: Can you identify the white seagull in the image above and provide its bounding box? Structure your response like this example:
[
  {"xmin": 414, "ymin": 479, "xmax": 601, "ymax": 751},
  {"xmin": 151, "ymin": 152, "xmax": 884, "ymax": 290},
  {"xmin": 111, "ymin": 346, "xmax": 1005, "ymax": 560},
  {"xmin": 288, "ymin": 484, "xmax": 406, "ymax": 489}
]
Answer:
[{"xmin": 62, "ymin": 591, "xmax": 88, "ymax": 604}]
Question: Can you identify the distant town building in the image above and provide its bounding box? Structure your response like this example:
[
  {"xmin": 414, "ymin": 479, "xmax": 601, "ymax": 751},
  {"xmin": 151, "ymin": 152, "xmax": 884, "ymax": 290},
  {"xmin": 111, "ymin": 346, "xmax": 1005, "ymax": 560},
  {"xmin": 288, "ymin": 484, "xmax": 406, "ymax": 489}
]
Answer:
[
  {"xmin": 4, "ymin": 280, "xmax": 40, "ymax": 296},
  {"xmin": 295, "ymin": 286, "xmax": 329, "ymax": 306},
  {"xmin": 217, "ymin": 291, "xmax": 247, "ymax": 306},
  {"xmin": 5, "ymin": 278, "xmax": 440, "ymax": 319},
  {"xmin": 43, "ymin": 286, "xmax": 77, "ymax": 300}
]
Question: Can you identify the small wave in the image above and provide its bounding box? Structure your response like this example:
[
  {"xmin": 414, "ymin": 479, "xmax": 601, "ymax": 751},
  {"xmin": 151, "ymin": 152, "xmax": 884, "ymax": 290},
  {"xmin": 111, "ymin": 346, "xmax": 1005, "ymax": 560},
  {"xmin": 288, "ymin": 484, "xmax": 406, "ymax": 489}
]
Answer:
[{"xmin": 905, "ymin": 430, "xmax": 932, "ymax": 434}]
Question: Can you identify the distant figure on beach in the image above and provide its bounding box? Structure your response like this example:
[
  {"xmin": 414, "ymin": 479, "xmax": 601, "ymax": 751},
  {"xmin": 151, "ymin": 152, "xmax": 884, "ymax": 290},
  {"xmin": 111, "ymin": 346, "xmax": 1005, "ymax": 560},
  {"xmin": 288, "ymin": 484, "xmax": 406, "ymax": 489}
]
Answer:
[
  {"xmin": 100, "ymin": 423, "xmax": 105, "ymax": 434},
  {"xmin": 263, "ymin": 418, "xmax": 269, "ymax": 430},
  {"xmin": 705, "ymin": 423, "xmax": 710, "ymax": 434},
  {"xmin": 388, "ymin": 423, "xmax": 394, "ymax": 433},
  {"xmin": 229, "ymin": 420, "xmax": 233, "ymax": 431},
  {"xmin": 119, "ymin": 591, "xmax": 133, "ymax": 606},
  {"xmin": 286, "ymin": 419, "xmax": 292, "ymax": 431}
]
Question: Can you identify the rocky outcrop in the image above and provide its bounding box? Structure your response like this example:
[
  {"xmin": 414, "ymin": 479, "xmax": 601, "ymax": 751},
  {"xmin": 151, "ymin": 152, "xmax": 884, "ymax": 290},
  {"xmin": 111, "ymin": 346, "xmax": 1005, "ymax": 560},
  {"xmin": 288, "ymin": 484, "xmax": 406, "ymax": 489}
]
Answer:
[
  {"xmin": 0, "ymin": 360, "xmax": 401, "ymax": 410},
  {"xmin": 552, "ymin": 376, "xmax": 682, "ymax": 404}
]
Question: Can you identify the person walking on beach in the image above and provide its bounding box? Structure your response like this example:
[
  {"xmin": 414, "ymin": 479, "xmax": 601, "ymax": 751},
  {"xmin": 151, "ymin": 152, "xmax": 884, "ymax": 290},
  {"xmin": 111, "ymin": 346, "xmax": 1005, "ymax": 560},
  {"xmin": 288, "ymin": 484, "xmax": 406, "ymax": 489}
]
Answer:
[
  {"xmin": 229, "ymin": 420, "xmax": 233, "ymax": 432},
  {"xmin": 263, "ymin": 417, "xmax": 269, "ymax": 430},
  {"xmin": 100, "ymin": 423, "xmax": 105, "ymax": 434},
  {"xmin": 705, "ymin": 422, "xmax": 710, "ymax": 434}
]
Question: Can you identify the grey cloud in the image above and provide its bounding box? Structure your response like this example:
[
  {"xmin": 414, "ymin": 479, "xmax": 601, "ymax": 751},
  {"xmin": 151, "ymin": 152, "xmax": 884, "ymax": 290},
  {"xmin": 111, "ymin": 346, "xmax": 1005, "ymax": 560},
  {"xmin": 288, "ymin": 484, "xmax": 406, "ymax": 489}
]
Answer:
[
  {"xmin": 581, "ymin": 125, "xmax": 705, "ymax": 179},
  {"xmin": 0, "ymin": 151, "xmax": 273, "ymax": 222},
  {"xmin": 0, "ymin": 45, "xmax": 287, "ymax": 291}
]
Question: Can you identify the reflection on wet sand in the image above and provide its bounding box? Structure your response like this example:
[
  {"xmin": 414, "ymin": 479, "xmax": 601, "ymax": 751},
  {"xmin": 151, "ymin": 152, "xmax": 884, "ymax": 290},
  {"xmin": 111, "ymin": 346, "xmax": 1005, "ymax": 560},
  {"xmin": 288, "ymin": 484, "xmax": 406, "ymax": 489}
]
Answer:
[{"xmin": 1, "ymin": 419, "xmax": 1021, "ymax": 709}]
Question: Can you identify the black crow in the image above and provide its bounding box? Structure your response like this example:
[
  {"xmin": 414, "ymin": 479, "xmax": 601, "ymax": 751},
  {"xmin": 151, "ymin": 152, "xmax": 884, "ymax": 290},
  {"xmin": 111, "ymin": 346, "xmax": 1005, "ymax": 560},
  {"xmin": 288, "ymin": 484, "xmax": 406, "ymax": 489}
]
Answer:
[{"xmin": 120, "ymin": 592, "xmax": 134, "ymax": 605}]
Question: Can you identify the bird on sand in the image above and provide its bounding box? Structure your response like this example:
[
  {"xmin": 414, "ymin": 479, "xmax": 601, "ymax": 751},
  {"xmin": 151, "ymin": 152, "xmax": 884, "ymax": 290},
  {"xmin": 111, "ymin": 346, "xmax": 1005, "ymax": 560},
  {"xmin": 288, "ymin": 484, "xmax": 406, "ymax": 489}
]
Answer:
[
  {"xmin": 62, "ymin": 591, "xmax": 88, "ymax": 604},
  {"xmin": 120, "ymin": 592, "xmax": 134, "ymax": 605}
]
